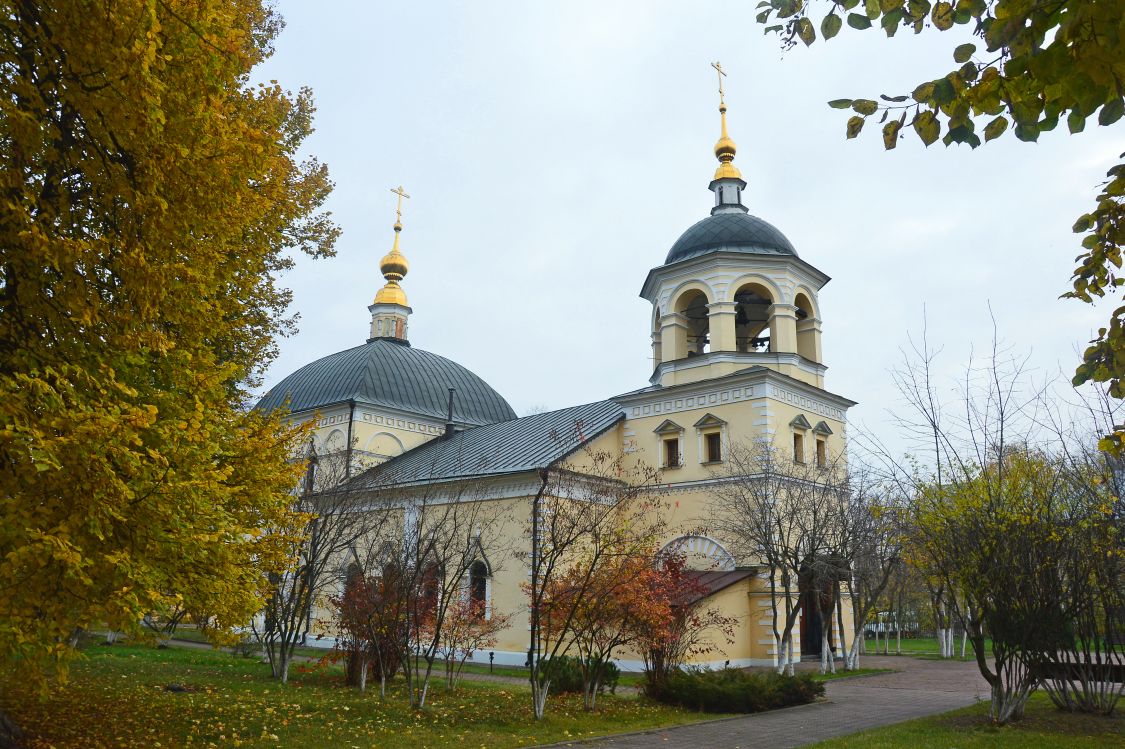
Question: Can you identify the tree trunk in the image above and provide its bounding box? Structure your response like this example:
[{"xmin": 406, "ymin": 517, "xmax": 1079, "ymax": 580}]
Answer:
[
  {"xmin": 531, "ymin": 676, "xmax": 551, "ymax": 720},
  {"xmin": 357, "ymin": 656, "xmax": 367, "ymax": 694},
  {"xmin": 834, "ymin": 584, "xmax": 847, "ymax": 671},
  {"xmin": 846, "ymin": 632, "xmax": 862, "ymax": 670},
  {"xmin": 0, "ymin": 710, "xmax": 22, "ymax": 749},
  {"xmin": 895, "ymin": 588, "xmax": 904, "ymax": 655}
]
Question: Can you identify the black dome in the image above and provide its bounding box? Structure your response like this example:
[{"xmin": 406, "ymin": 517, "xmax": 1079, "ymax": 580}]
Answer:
[
  {"xmin": 256, "ymin": 339, "xmax": 516, "ymax": 426},
  {"xmin": 666, "ymin": 212, "xmax": 797, "ymax": 265}
]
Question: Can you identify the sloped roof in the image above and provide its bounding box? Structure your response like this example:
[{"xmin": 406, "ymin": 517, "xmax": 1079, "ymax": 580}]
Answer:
[
  {"xmin": 360, "ymin": 400, "xmax": 625, "ymax": 485},
  {"xmin": 255, "ymin": 338, "xmax": 516, "ymax": 426},
  {"xmin": 674, "ymin": 570, "xmax": 756, "ymax": 608}
]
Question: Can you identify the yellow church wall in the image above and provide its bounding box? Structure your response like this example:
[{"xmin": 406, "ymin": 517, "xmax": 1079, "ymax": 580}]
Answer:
[
  {"xmin": 283, "ymin": 402, "xmax": 450, "ymax": 481},
  {"xmin": 621, "ymin": 396, "xmax": 847, "ymax": 488}
]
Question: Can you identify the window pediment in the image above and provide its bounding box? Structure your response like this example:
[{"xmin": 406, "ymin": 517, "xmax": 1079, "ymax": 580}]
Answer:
[
  {"xmin": 653, "ymin": 419, "xmax": 684, "ymax": 435},
  {"xmin": 789, "ymin": 414, "xmax": 812, "ymax": 430},
  {"xmin": 813, "ymin": 420, "xmax": 833, "ymax": 436},
  {"xmin": 693, "ymin": 412, "xmax": 727, "ymax": 429}
]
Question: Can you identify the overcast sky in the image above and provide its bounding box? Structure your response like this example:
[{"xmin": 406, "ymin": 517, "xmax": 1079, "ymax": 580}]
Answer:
[{"xmin": 254, "ymin": 1, "xmax": 1124, "ymax": 457}]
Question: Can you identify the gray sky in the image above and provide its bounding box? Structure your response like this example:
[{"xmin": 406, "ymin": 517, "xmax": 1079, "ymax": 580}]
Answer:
[{"xmin": 255, "ymin": 1, "xmax": 1124, "ymax": 455}]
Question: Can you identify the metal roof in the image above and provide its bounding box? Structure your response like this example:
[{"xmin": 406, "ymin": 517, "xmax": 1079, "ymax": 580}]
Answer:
[
  {"xmin": 674, "ymin": 570, "xmax": 756, "ymax": 607},
  {"xmin": 362, "ymin": 400, "xmax": 625, "ymax": 484},
  {"xmin": 255, "ymin": 338, "xmax": 517, "ymax": 426},
  {"xmin": 665, "ymin": 212, "xmax": 797, "ymax": 265}
]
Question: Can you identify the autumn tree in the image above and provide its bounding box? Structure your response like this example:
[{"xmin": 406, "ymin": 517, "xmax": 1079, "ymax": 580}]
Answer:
[
  {"xmin": 754, "ymin": 0, "xmax": 1125, "ymax": 446},
  {"xmin": 526, "ymin": 450, "xmax": 663, "ymax": 719},
  {"xmin": 637, "ymin": 552, "xmax": 737, "ymax": 688},
  {"xmin": 0, "ymin": 0, "xmax": 337, "ymax": 698},
  {"xmin": 546, "ymin": 545, "xmax": 673, "ymax": 710},
  {"xmin": 253, "ymin": 442, "xmax": 395, "ymax": 684},
  {"xmin": 867, "ymin": 324, "xmax": 1124, "ymax": 721},
  {"xmin": 336, "ymin": 453, "xmax": 515, "ymax": 709},
  {"xmin": 434, "ymin": 597, "xmax": 512, "ymax": 693}
]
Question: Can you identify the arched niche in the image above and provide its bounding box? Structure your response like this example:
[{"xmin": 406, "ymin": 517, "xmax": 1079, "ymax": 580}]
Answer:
[
  {"xmin": 362, "ymin": 430, "xmax": 406, "ymax": 459},
  {"xmin": 323, "ymin": 428, "xmax": 346, "ymax": 453}
]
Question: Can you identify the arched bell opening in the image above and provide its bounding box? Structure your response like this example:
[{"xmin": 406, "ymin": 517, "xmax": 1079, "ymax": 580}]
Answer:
[
  {"xmin": 651, "ymin": 305, "xmax": 663, "ymax": 367},
  {"xmin": 676, "ymin": 290, "xmax": 711, "ymax": 357},
  {"xmin": 794, "ymin": 292, "xmax": 820, "ymax": 363},
  {"xmin": 734, "ymin": 283, "xmax": 774, "ymax": 353}
]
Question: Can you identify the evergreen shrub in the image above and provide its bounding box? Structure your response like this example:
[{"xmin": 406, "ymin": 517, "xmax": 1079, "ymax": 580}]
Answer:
[
  {"xmin": 542, "ymin": 655, "xmax": 620, "ymax": 694},
  {"xmin": 646, "ymin": 667, "xmax": 823, "ymax": 713}
]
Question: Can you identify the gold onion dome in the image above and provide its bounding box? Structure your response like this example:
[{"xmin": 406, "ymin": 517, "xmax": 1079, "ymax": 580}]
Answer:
[
  {"xmin": 374, "ymin": 219, "xmax": 410, "ymax": 305},
  {"xmin": 713, "ymin": 101, "xmax": 741, "ymax": 180}
]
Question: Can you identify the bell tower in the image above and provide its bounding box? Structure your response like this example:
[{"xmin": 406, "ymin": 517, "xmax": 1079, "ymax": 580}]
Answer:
[
  {"xmin": 369, "ymin": 185, "xmax": 413, "ymax": 343},
  {"xmin": 640, "ymin": 64, "xmax": 829, "ymax": 390}
]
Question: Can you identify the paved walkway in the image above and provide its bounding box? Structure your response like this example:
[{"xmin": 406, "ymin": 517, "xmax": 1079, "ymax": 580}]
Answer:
[{"xmin": 552, "ymin": 656, "xmax": 990, "ymax": 749}]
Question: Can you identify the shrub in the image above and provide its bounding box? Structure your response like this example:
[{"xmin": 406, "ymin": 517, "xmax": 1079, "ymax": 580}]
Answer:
[
  {"xmin": 541, "ymin": 655, "xmax": 620, "ymax": 694},
  {"xmin": 646, "ymin": 667, "xmax": 823, "ymax": 713}
]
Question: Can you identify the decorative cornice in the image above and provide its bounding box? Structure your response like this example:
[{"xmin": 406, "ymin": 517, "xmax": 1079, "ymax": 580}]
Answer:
[{"xmin": 615, "ymin": 366, "xmax": 854, "ymax": 423}]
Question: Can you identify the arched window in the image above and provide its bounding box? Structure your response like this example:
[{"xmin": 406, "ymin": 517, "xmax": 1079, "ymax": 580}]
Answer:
[
  {"xmin": 468, "ymin": 561, "xmax": 488, "ymax": 617},
  {"xmin": 419, "ymin": 563, "xmax": 441, "ymax": 612}
]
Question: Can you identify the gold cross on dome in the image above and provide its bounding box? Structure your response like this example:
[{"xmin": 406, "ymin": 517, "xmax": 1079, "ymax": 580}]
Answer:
[
  {"xmin": 711, "ymin": 61, "xmax": 726, "ymax": 105},
  {"xmin": 390, "ymin": 185, "xmax": 410, "ymax": 222}
]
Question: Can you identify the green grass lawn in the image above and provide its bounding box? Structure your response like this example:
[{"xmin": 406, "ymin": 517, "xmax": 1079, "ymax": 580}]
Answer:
[
  {"xmin": 169, "ymin": 626, "xmax": 652, "ymax": 688},
  {"xmin": 807, "ymin": 692, "xmax": 1124, "ymax": 748},
  {"xmin": 0, "ymin": 643, "xmax": 721, "ymax": 748},
  {"xmin": 862, "ymin": 635, "xmax": 993, "ymax": 660}
]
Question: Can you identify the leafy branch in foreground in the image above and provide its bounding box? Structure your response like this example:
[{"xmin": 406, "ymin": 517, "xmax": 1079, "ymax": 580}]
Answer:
[{"xmin": 755, "ymin": 0, "xmax": 1125, "ymax": 450}]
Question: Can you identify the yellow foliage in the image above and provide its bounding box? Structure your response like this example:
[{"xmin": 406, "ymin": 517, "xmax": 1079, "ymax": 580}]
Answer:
[{"xmin": 0, "ymin": 1, "xmax": 336, "ymax": 678}]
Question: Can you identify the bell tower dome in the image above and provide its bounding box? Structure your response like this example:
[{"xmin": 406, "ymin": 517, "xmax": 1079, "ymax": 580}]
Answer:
[{"xmin": 640, "ymin": 64, "xmax": 828, "ymax": 389}]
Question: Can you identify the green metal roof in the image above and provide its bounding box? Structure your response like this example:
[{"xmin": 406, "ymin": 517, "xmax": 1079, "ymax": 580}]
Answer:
[
  {"xmin": 255, "ymin": 339, "xmax": 516, "ymax": 426},
  {"xmin": 361, "ymin": 400, "xmax": 624, "ymax": 484},
  {"xmin": 665, "ymin": 212, "xmax": 797, "ymax": 264}
]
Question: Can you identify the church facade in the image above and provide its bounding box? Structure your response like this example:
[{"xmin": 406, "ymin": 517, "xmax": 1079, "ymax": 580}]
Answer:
[{"xmin": 258, "ymin": 84, "xmax": 856, "ymax": 669}]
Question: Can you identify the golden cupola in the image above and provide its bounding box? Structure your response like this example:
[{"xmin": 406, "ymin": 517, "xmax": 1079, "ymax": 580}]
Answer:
[
  {"xmin": 713, "ymin": 100, "xmax": 741, "ymax": 180},
  {"xmin": 369, "ymin": 186, "xmax": 413, "ymax": 342},
  {"xmin": 711, "ymin": 61, "xmax": 741, "ymax": 181},
  {"xmin": 374, "ymin": 219, "xmax": 410, "ymax": 306},
  {"xmin": 706, "ymin": 63, "xmax": 749, "ymax": 217}
]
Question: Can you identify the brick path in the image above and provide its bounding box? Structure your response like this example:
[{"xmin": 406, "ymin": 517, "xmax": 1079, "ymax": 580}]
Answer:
[{"xmin": 544, "ymin": 656, "xmax": 990, "ymax": 749}]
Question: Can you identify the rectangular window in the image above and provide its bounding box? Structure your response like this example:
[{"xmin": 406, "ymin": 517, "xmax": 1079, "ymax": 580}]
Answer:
[
  {"xmin": 705, "ymin": 432, "xmax": 722, "ymax": 463},
  {"xmin": 793, "ymin": 432, "xmax": 805, "ymax": 464},
  {"xmin": 816, "ymin": 438, "xmax": 827, "ymax": 468},
  {"xmin": 664, "ymin": 438, "xmax": 680, "ymax": 468}
]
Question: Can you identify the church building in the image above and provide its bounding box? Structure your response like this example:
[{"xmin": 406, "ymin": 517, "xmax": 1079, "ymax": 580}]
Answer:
[{"xmin": 257, "ymin": 74, "xmax": 857, "ymax": 668}]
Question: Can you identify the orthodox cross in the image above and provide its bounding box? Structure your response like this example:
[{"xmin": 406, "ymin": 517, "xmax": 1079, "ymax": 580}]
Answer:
[
  {"xmin": 711, "ymin": 61, "xmax": 727, "ymax": 105},
  {"xmin": 390, "ymin": 185, "xmax": 410, "ymax": 222}
]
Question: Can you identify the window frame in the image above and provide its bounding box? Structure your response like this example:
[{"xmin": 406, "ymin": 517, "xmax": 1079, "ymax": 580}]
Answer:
[
  {"xmin": 663, "ymin": 437, "xmax": 681, "ymax": 469},
  {"xmin": 705, "ymin": 431, "xmax": 722, "ymax": 463}
]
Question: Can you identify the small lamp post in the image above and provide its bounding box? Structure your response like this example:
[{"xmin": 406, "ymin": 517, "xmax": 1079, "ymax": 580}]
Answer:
[{"xmin": 489, "ymin": 651, "xmax": 495, "ymax": 674}]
